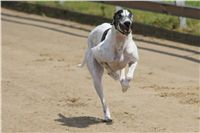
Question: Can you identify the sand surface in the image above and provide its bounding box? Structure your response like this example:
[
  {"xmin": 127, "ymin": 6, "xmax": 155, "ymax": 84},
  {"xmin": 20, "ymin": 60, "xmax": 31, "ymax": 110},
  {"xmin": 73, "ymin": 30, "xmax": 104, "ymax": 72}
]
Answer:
[{"xmin": 2, "ymin": 8, "xmax": 199, "ymax": 132}]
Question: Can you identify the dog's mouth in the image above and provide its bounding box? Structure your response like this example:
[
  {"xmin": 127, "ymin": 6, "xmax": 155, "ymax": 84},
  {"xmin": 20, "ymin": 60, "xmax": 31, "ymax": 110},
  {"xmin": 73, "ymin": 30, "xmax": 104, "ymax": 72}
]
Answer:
[{"xmin": 119, "ymin": 22, "xmax": 132, "ymax": 35}]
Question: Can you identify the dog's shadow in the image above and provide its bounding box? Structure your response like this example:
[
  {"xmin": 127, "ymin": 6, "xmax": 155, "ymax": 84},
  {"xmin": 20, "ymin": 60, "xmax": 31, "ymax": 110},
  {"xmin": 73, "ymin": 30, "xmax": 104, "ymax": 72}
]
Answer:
[{"xmin": 55, "ymin": 113, "xmax": 109, "ymax": 128}]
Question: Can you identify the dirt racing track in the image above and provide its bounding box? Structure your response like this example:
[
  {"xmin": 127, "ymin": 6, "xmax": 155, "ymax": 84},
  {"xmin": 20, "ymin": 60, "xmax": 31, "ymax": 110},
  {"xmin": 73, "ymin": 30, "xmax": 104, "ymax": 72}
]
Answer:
[{"xmin": 2, "ymin": 8, "xmax": 200, "ymax": 132}]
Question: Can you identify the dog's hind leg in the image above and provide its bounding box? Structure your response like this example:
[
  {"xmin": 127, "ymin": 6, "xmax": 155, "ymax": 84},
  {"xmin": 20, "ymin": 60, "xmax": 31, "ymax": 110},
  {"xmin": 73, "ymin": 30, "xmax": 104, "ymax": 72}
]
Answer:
[{"xmin": 86, "ymin": 50, "xmax": 112, "ymax": 122}]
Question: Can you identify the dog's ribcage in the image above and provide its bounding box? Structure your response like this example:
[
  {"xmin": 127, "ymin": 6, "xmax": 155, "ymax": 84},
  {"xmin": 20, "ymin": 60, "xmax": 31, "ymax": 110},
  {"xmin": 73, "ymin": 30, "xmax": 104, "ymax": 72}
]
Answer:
[{"xmin": 88, "ymin": 23, "xmax": 112, "ymax": 48}]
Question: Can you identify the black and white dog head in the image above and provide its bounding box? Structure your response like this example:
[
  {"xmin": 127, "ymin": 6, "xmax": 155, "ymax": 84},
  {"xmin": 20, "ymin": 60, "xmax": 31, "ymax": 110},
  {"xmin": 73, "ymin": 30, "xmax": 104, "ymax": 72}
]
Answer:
[{"xmin": 112, "ymin": 9, "xmax": 133, "ymax": 35}]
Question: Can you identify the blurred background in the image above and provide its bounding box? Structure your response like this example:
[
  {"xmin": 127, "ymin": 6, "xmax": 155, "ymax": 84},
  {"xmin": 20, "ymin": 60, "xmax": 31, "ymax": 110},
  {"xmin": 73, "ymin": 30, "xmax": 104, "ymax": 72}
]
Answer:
[
  {"xmin": 2, "ymin": 0, "xmax": 200, "ymax": 45},
  {"xmin": 28, "ymin": 1, "xmax": 200, "ymax": 36}
]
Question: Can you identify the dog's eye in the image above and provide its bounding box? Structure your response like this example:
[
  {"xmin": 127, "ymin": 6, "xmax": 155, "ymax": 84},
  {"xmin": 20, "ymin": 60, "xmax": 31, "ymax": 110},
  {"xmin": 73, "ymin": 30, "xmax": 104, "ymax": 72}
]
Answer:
[
  {"xmin": 117, "ymin": 14, "xmax": 123, "ymax": 19},
  {"xmin": 128, "ymin": 14, "xmax": 133, "ymax": 22}
]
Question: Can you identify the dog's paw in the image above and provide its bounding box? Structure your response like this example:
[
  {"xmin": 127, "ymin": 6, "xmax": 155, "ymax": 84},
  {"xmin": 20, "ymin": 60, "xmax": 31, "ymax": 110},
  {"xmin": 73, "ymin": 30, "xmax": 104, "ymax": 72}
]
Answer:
[
  {"xmin": 120, "ymin": 79, "xmax": 130, "ymax": 92},
  {"xmin": 77, "ymin": 63, "xmax": 83, "ymax": 68},
  {"xmin": 102, "ymin": 118, "xmax": 113, "ymax": 123},
  {"xmin": 122, "ymin": 85, "xmax": 129, "ymax": 93},
  {"xmin": 103, "ymin": 115, "xmax": 113, "ymax": 123}
]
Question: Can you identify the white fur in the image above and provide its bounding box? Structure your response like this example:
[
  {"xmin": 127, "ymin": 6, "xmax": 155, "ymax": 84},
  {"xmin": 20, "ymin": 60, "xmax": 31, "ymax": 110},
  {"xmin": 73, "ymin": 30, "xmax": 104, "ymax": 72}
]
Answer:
[{"xmin": 79, "ymin": 22, "xmax": 139, "ymax": 121}]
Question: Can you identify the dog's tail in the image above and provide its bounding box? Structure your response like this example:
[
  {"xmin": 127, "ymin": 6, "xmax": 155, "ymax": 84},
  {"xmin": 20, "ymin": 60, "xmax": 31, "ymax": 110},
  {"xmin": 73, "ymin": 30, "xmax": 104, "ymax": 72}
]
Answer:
[
  {"xmin": 77, "ymin": 58, "xmax": 86, "ymax": 68},
  {"xmin": 77, "ymin": 49, "xmax": 88, "ymax": 68}
]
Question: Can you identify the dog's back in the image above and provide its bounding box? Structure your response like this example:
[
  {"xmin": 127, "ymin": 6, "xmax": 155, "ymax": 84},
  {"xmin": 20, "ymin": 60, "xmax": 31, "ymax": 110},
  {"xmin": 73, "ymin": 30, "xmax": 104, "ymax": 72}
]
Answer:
[
  {"xmin": 78, "ymin": 23, "xmax": 111, "ymax": 68},
  {"xmin": 88, "ymin": 23, "xmax": 112, "ymax": 49}
]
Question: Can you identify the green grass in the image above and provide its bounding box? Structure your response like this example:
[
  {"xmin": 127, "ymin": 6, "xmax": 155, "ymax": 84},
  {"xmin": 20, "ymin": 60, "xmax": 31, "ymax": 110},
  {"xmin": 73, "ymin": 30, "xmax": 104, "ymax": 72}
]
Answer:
[
  {"xmin": 29, "ymin": 1, "xmax": 200, "ymax": 36},
  {"xmin": 186, "ymin": 1, "xmax": 200, "ymax": 7},
  {"xmin": 163, "ymin": 0, "xmax": 200, "ymax": 7}
]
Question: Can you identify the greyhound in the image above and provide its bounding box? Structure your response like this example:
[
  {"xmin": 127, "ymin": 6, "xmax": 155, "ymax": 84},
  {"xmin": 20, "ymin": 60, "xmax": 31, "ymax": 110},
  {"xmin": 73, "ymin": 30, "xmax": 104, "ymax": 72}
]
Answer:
[{"xmin": 78, "ymin": 9, "xmax": 139, "ymax": 122}]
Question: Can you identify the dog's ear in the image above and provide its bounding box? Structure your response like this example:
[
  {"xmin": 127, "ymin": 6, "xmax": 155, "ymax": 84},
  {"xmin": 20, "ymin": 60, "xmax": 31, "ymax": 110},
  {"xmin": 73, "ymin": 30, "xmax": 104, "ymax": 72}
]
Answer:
[
  {"xmin": 127, "ymin": 9, "xmax": 134, "ymax": 22},
  {"xmin": 114, "ymin": 10, "xmax": 123, "ymax": 19},
  {"xmin": 112, "ymin": 10, "xmax": 123, "ymax": 25}
]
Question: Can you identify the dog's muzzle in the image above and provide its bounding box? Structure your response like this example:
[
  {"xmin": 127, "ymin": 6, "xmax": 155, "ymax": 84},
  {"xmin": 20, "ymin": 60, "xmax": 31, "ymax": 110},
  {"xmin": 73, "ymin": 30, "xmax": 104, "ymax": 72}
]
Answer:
[{"xmin": 119, "ymin": 20, "xmax": 132, "ymax": 35}]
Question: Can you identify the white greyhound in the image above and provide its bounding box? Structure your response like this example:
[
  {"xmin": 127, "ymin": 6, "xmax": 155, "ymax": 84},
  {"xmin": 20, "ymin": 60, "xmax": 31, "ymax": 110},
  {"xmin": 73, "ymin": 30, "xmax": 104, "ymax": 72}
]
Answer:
[{"xmin": 78, "ymin": 9, "xmax": 139, "ymax": 122}]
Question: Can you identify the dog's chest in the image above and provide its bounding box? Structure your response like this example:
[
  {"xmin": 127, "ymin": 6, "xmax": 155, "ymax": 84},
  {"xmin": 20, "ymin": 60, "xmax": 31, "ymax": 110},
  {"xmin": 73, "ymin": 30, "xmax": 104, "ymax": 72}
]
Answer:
[
  {"xmin": 101, "ymin": 40, "xmax": 130, "ymax": 71},
  {"xmin": 106, "ymin": 50, "xmax": 129, "ymax": 71}
]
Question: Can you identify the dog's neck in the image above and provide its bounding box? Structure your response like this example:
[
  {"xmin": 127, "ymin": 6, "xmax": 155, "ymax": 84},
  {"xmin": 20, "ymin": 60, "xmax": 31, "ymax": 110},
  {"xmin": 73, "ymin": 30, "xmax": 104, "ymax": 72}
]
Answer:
[{"xmin": 110, "ymin": 26, "xmax": 132, "ymax": 52}]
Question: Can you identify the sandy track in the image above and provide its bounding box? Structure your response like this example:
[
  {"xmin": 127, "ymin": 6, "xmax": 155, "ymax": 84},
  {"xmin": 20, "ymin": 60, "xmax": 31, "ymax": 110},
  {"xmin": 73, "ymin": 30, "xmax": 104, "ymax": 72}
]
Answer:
[{"xmin": 2, "ymin": 8, "xmax": 199, "ymax": 132}]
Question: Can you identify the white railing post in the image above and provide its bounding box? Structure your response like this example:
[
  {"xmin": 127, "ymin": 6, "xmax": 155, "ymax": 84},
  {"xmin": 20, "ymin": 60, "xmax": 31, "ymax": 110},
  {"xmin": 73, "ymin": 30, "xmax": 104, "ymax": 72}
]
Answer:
[
  {"xmin": 176, "ymin": 0, "xmax": 187, "ymax": 28},
  {"xmin": 59, "ymin": 0, "xmax": 64, "ymax": 5}
]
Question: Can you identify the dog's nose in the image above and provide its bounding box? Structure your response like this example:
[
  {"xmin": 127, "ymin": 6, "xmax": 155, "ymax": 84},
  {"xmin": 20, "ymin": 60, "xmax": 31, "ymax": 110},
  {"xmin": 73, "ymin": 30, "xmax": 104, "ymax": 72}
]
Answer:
[{"xmin": 124, "ymin": 21, "xmax": 131, "ymax": 28}]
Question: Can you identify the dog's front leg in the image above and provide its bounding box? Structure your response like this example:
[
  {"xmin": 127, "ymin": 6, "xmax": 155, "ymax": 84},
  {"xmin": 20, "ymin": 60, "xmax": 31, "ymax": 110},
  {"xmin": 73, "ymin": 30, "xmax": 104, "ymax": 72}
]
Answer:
[
  {"xmin": 120, "ymin": 68, "xmax": 125, "ymax": 81},
  {"xmin": 121, "ymin": 61, "xmax": 138, "ymax": 92},
  {"xmin": 127, "ymin": 61, "xmax": 138, "ymax": 81},
  {"xmin": 120, "ymin": 68, "xmax": 129, "ymax": 92}
]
